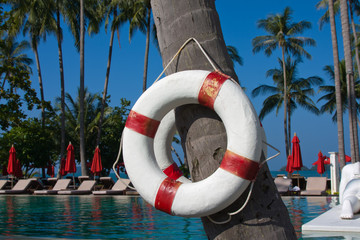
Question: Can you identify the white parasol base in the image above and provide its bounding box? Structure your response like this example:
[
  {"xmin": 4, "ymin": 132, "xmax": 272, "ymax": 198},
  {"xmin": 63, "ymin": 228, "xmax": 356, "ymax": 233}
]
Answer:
[{"xmin": 302, "ymin": 205, "xmax": 360, "ymax": 238}]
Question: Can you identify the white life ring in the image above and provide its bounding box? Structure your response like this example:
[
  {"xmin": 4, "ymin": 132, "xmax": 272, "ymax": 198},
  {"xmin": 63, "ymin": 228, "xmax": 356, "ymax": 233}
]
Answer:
[
  {"xmin": 154, "ymin": 110, "xmax": 267, "ymax": 183},
  {"xmin": 123, "ymin": 70, "xmax": 262, "ymax": 217},
  {"xmin": 154, "ymin": 110, "xmax": 191, "ymax": 183}
]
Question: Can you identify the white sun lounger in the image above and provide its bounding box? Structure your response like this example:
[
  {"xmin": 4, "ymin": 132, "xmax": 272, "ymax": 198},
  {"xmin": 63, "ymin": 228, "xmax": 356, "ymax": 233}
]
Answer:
[
  {"xmin": 93, "ymin": 178, "xmax": 128, "ymax": 195},
  {"xmin": 0, "ymin": 178, "xmax": 43, "ymax": 194},
  {"xmin": 58, "ymin": 180, "xmax": 96, "ymax": 195},
  {"xmin": 34, "ymin": 179, "xmax": 71, "ymax": 195}
]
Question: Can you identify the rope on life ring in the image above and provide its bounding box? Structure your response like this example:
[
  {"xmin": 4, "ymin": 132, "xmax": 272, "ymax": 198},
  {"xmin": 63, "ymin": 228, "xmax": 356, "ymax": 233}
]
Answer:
[{"xmin": 123, "ymin": 70, "xmax": 263, "ymax": 217}]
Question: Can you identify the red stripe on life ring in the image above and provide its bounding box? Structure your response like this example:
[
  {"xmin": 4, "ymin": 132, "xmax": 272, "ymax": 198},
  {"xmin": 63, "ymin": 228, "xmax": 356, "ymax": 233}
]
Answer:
[
  {"xmin": 155, "ymin": 177, "xmax": 182, "ymax": 215},
  {"xmin": 220, "ymin": 150, "xmax": 259, "ymax": 181},
  {"xmin": 198, "ymin": 71, "xmax": 228, "ymax": 109},
  {"xmin": 125, "ymin": 110, "xmax": 160, "ymax": 138},
  {"xmin": 163, "ymin": 163, "xmax": 183, "ymax": 180}
]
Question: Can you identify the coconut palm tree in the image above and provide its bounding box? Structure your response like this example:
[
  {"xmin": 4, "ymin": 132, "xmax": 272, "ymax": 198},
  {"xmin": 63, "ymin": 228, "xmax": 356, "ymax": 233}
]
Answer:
[
  {"xmin": 7, "ymin": 0, "xmax": 56, "ymax": 128},
  {"xmin": 96, "ymin": 0, "xmax": 130, "ymax": 146},
  {"xmin": 252, "ymin": 57, "xmax": 323, "ymax": 140},
  {"xmin": 316, "ymin": 0, "xmax": 346, "ymax": 168},
  {"xmin": 252, "ymin": 7, "xmax": 316, "ymax": 157},
  {"xmin": 61, "ymin": 88, "xmax": 111, "ymax": 168},
  {"xmin": 340, "ymin": 0, "xmax": 359, "ymax": 162}
]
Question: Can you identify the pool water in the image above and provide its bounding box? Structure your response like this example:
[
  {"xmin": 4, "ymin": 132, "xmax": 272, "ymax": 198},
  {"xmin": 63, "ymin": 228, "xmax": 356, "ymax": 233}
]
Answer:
[{"xmin": 0, "ymin": 195, "xmax": 339, "ymax": 239}]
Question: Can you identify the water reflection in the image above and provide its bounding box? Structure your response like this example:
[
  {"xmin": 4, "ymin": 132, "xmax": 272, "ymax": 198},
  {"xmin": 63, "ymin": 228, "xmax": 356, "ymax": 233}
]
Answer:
[{"xmin": 0, "ymin": 195, "xmax": 338, "ymax": 239}]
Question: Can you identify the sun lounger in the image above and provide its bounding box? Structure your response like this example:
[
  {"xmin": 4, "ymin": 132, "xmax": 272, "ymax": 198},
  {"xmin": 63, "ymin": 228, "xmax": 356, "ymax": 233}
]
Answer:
[
  {"xmin": 93, "ymin": 179, "xmax": 127, "ymax": 195},
  {"xmin": 78, "ymin": 176, "xmax": 90, "ymax": 183},
  {"xmin": 34, "ymin": 179, "xmax": 71, "ymax": 195},
  {"xmin": 274, "ymin": 177, "xmax": 292, "ymax": 195},
  {"xmin": 300, "ymin": 177, "xmax": 327, "ymax": 196},
  {"xmin": 0, "ymin": 180, "xmax": 9, "ymax": 190},
  {"xmin": 99, "ymin": 177, "xmax": 115, "ymax": 190},
  {"xmin": 58, "ymin": 180, "xmax": 96, "ymax": 195},
  {"xmin": 0, "ymin": 178, "xmax": 43, "ymax": 194},
  {"xmin": 123, "ymin": 179, "xmax": 139, "ymax": 195}
]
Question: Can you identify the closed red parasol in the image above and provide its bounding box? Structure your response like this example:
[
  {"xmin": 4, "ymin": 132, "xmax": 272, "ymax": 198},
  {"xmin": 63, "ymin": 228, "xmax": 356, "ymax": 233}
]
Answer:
[
  {"xmin": 15, "ymin": 159, "xmax": 23, "ymax": 178},
  {"xmin": 59, "ymin": 158, "xmax": 67, "ymax": 176},
  {"xmin": 7, "ymin": 145, "xmax": 16, "ymax": 176},
  {"xmin": 65, "ymin": 142, "xmax": 76, "ymax": 188},
  {"xmin": 291, "ymin": 133, "xmax": 303, "ymax": 171},
  {"xmin": 65, "ymin": 142, "xmax": 76, "ymax": 173},
  {"xmin": 286, "ymin": 155, "xmax": 294, "ymax": 174},
  {"xmin": 91, "ymin": 146, "xmax": 102, "ymax": 179},
  {"xmin": 291, "ymin": 133, "xmax": 303, "ymax": 187},
  {"xmin": 312, "ymin": 151, "xmax": 326, "ymax": 176}
]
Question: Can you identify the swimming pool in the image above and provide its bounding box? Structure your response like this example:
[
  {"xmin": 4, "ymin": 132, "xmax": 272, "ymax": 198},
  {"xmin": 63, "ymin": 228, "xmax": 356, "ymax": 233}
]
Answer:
[{"xmin": 0, "ymin": 195, "xmax": 338, "ymax": 239}]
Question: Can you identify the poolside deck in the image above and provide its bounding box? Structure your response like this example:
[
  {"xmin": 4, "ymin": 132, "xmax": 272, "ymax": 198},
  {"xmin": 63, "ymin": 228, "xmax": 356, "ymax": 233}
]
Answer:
[{"xmin": 302, "ymin": 205, "xmax": 360, "ymax": 238}]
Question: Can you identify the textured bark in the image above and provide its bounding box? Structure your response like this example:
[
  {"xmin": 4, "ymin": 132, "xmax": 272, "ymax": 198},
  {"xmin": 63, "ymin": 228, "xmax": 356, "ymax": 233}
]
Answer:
[
  {"xmin": 281, "ymin": 47, "xmax": 290, "ymax": 157},
  {"xmin": 328, "ymin": 0, "xmax": 346, "ymax": 169},
  {"xmin": 340, "ymin": 0, "xmax": 358, "ymax": 163},
  {"xmin": 97, "ymin": 19, "xmax": 115, "ymax": 146},
  {"xmin": 142, "ymin": 10, "xmax": 151, "ymax": 92},
  {"xmin": 79, "ymin": 0, "xmax": 87, "ymax": 175},
  {"xmin": 56, "ymin": 9, "xmax": 66, "ymax": 166},
  {"xmin": 151, "ymin": 0, "xmax": 296, "ymax": 239},
  {"xmin": 33, "ymin": 46, "xmax": 45, "ymax": 128},
  {"xmin": 349, "ymin": 3, "xmax": 360, "ymax": 161}
]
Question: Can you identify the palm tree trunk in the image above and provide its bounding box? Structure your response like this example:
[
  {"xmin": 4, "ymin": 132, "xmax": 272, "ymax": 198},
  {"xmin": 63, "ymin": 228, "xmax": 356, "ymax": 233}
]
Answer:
[
  {"xmin": 142, "ymin": 9, "xmax": 151, "ymax": 93},
  {"xmin": 329, "ymin": 0, "xmax": 346, "ymax": 169},
  {"xmin": 281, "ymin": 47, "xmax": 290, "ymax": 157},
  {"xmin": 340, "ymin": 0, "xmax": 358, "ymax": 163},
  {"xmin": 151, "ymin": 0, "xmax": 296, "ymax": 238},
  {"xmin": 96, "ymin": 21, "xmax": 115, "ymax": 146},
  {"xmin": 33, "ymin": 44, "xmax": 46, "ymax": 179},
  {"xmin": 79, "ymin": 0, "xmax": 87, "ymax": 175},
  {"xmin": 288, "ymin": 100, "xmax": 291, "ymax": 146},
  {"xmin": 348, "ymin": 1, "xmax": 360, "ymax": 161},
  {"xmin": 56, "ymin": 9, "xmax": 66, "ymax": 175},
  {"xmin": 33, "ymin": 45, "xmax": 45, "ymax": 128}
]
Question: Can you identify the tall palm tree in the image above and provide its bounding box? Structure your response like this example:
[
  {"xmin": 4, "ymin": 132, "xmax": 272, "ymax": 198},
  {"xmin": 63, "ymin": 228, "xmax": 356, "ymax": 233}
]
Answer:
[
  {"xmin": 79, "ymin": 0, "xmax": 86, "ymax": 175},
  {"xmin": 252, "ymin": 7, "xmax": 315, "ymax": 157},
  {"xmin": 61, "ymin": 88, "xmax": 111, "ymax": 167},
  {"xmin": 316, "ymin": 0, "xmax": 346, "ymax": 168},
  {"xmin": 128, "ymin": 0, "xmax": 152, "ymax": 92},
  {"xmin": 252, "ymin": 57, "xmax": 323, "ymax": 140},
  {"xmin": 7, "ymin": 0, "xmax": 56, "ymax": 128},
  {"xmin": 96, "ymin": 0, "xmax": 130, "ymax": 146},
  {"xmin": 340, "ymin": 0, "xmax": 359, "ymax": 162}
]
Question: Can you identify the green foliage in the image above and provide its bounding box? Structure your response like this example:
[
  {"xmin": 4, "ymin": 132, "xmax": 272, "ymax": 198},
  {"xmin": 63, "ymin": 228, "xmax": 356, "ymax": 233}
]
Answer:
[
  {"xmin": 100, "ymin": 98, "xmax": 130, "ymax": 175},
  {"xmin": 55, "ymin": 88, "xmax": 130, "ymax": 175},
  {"xmin": 0, "ymin": 118, "xmax": 58, "ymax": 176},
  {"xmin": 0, "ymin": 64, "xmax": 41, "ymax": 130},
  {"xmin": 252, "ymin": 57, "xmax": 323, "ymax": 120}
]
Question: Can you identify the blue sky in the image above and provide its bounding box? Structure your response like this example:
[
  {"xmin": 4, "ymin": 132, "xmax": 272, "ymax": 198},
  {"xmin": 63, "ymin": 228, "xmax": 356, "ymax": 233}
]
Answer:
[{"xmin": 21, "ymin": 0, "xmax": 352, "ymax": 171}]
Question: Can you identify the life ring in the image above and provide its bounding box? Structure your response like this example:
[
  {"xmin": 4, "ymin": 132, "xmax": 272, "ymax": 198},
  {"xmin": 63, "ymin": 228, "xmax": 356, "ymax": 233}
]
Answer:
[
  {"xmin": 154, "ymin": 110, "xmax": 267, "ymax": 183},
  {"xmin": 123, "ymin": 70, "xmax": 262, "ymax": 217},
  {"xmin": 154, "ymin": 110, "xmax": 191, "ymax": 183}
]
